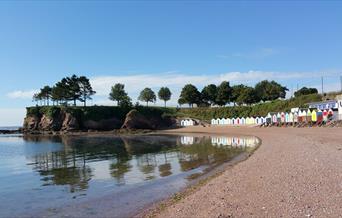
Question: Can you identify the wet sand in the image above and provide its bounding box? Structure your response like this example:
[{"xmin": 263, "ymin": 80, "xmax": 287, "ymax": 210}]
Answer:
[{"xmin": 145, "ymin": 126, "xmax": 342, "ymax": 217}]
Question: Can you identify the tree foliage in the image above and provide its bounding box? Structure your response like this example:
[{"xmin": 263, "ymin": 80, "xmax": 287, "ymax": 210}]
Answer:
[
  {"xmin": 158, "ymin": 87, "xmax": 172, "ymax": 107},
  {"xmin": 109, "ymin": 83, "xmax": 131, "ymax": 107},
  {"xmin": 201, "ymin": 84, "xmax": 217, "ymax": 106},
  {"xmin": 254, "ymin": 80, "xmax": 288, "ymax": 102},
  {"xmin": 138, "ymin": 88, "xmax": 156, "ymax": 106},
  {"xmin": 179, "ymin": 84, "xmax": 201, "ymax": 107},
  {"xmin": 294, "ymin": 87, "xmax": 318, "ymax": 97},
  {"xmin": 216, "ymin": 81, "xmax": 232, "ymax": 106},
  {"xmin": 34, "ymin": 75, "xmax": 95, "ymax": 107}
]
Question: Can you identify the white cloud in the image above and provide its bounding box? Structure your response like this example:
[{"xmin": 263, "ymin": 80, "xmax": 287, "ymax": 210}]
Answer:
[
  {"xmin": 6, "ymin": 90, "xmax": 37, "ymax": 99},
  {"xmin": 218, "ymin": 47, "xmax": 279, "ymax": 60},
  {"xmin": 89, "ymin": 70, "xmax": 335, "ymax": 106}
]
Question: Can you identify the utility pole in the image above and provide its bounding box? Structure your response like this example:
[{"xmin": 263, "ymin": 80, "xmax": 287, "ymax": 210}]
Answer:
[{"xmin": 321, "ymin": 76, "xmax": 324, "ymax": 95}]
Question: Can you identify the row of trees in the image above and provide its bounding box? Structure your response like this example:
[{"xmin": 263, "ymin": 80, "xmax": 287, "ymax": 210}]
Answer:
[
  {"xmin": 33, "ymin": 75, "xmax": 95, "ymax": 106},
  {"xmin": 178, "ymin": 80, "xmax": 288, "ymax": 107},
  {"xmin": 33, "ymin": 76, "xmax": 300, "ymax": 108},
  {"xmin": 109, "ymin": 84, "xmax": 172, "ymax": 107}
]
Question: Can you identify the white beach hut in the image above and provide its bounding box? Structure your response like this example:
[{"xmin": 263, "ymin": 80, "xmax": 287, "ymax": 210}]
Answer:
[
  {"xmin": 211, "ymin": 119, "xmax": 216, "ymax": 125},
  {"xmin": 289, "ymin": 112, "xmax": 294, "ymax": 123},
  {"xmin": 261, "ymin": 117, "xmax": 266, "ymax": 124},
  {"xmin": 293, "ymin": 112, "xmax": 298, "ymax": 123},
  {"xmin": 219, "ymin": 118, "xmax": 225, "ymax": 125},
  {"xmin": 241, "ymin": 117, "xmax": 246, "ymax": 125},
  {"xmin": 227, "ymin": 118, "xmax": 232, "ymax": 125}
]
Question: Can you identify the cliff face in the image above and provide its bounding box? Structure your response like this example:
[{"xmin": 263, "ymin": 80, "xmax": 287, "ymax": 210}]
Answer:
[{"xmin": 23, "ymin": 106, "xmax": 176, "ymax": 134}]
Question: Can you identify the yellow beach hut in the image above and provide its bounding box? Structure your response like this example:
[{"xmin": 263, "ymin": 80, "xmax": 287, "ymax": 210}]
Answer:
[{"xmin": 311, "ymin": 109, "xmax": 317, "ymax": 122}]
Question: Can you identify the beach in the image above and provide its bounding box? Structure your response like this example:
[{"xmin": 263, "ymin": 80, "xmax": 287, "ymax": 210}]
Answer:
[{"xmin": 145, "ymin": 126, "xmax": 342, "ymax": 217}]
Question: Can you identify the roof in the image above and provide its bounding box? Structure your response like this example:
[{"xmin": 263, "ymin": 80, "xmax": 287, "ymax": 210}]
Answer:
[{"xmin": 307, "ymin": 100, "xmax": 337, "ymax": 110}]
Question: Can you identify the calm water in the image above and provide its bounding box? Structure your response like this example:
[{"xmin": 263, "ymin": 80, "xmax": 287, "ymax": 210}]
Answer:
[{"xmin": 0, "ymin": 134, "xmax": 260, "ymax": 217}]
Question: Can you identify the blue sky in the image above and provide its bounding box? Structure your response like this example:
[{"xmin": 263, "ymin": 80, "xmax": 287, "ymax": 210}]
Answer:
[{"xmin": 1, "ymin": 1, "xmax": 342, "ymax": 126}]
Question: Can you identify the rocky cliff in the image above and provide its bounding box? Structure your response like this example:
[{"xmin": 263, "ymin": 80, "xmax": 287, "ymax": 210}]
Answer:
[{"xmin": 23, "ymin": 106, "xmax": 176, "ymax": 134}]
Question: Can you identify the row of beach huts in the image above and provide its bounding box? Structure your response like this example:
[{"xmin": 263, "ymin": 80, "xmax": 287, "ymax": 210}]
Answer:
[
  {"xmin": 211, "ymin": 109, "xmax": 336, "ymax": 126},
  {"xmin": 180, "ymin": 97, "xmax": 342, "ymax": 127},
  {"xmin": 180, "ymin": 109, "xmax": 337, "ymax": 127}
]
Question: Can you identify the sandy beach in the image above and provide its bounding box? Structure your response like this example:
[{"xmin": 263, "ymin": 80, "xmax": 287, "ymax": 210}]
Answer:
[{"xmin": 145, "ymin": 126, "xmax": 342, "ymax": 218}]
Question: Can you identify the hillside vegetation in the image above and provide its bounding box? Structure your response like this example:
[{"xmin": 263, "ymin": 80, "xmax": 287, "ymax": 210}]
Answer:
[{"xmin": 178, "ymin": 94, "xmax": 322, "ymax": 121}]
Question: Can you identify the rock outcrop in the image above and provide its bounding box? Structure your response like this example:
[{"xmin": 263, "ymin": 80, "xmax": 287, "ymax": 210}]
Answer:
[
  {"xmin": 121, "ymin": 109, "xmax": 175, "ymax": 130},
  {"xmin": 83, "ymin": 118, "xmax": 121, "ymax": 131},
  {"xmin": 61, "ymin": 113, "xmax": 79, "ymax": 131},
  {"xmin": 23, "ymin": 107, "xmax": 176, "ymax": 134}
]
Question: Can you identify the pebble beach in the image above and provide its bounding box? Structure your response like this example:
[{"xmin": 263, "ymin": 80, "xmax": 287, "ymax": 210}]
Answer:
[{"xmin": 145, "ymin": 126, "xmax": 342, "ymax": 217}]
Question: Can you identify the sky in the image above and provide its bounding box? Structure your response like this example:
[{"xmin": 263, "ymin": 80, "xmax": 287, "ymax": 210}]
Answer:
[{"xmin": 1, "ymin": 1, "xmax": 342, "ymax": 126}]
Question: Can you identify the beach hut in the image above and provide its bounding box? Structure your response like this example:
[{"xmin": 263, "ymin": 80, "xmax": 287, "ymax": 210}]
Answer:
[
  {"xmin": 255, "ymin": 117, "xmax": 261, "ymax": 125},
  {"xmin": 297, "ymin": 110, "xmax": 303, "ymax": 123},
  {"xmin": 306, "ymin": 109, "xmax": 312, "ymax": 122},
  {"xmin": 223, "ymin": 118, "xmax": 228, "ymax": 125},
  {"xmin": 317, "ymin": 110, "xmax": 323, "ymax": 123},
  {"xmin": 250, "ymin": 117, "xmax": 255, "ymax": 125},
  {"xmin": 236, "ymin": 117, "xmax": 241, "ymax": 125},
  {"xmin": 272, "ymin": 114, "xmax": 278, "ymax": 124},
  {"xmin": 281, "ymin": 112, "xmax": 286, "ymax": 123},
  {"xmin": 211, "ymin": 119, "xmax": 216, "ymax": 125},
  {"xmin": 231, "ymin": 118, "xmax": 236, "ymax": 125},
  {"xmin": 277, "ymin": 113, "xmax": 281, "ymax": 123},
  {"xmin": 241, "ymin": 117, "xmax": 246, "ymax": 125},
  {"xmin": 311, "ymin": 109, "xmax": 317, "ymax": 122},
  {"xmin": 189, "ymin": 119, "xmax": 194, "ymax": 126},
  {"xmin": 323, "ymin": 110, "xmax": 328, "ymax": 122},
  {"xmin": 302, "ymin": 110, "xmax": 307, "ymax": 122},
  {"xmin": 328, "ymin": 109, "xmax": 334, "ymax": 120},
  {"xmin": 246, "ymin": 117, "xmax": 251, "ymax": 125},
  {"xmin": 218, "ymin": 118, "xmax": 224, "ymax": 125},
  {"xmin": 181, "ymin": 120, "xmax": 186, "ymax": 126},
  {"xmin": 261, "ymin": 117, "xmax": 266, "ymax": 124},
  {"xmin": 266, "ymin": 113, "xmax": 272, "ymax": 124},
  {"xmin": 289, "ymin": 112, "xmax": 294, "ymax": 123},
  {"xmin": 293, "ymin": 112, "xmax": 298, "ymax": 123}
]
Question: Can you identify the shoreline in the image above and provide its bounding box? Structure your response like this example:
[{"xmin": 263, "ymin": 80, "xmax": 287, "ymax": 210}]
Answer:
[{"xmin": 141, "ymin": 126, "xmax": 342, "ymax": 217}]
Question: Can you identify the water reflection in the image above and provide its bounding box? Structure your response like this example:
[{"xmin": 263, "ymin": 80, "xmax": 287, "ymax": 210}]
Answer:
[{"xmin": 15, "ymin": 135, "xmax": 260, "ymax": 193}]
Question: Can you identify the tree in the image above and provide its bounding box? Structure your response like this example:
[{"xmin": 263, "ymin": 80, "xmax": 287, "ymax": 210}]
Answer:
[
  {"xmin": 119, "ymin": 95, "xmax": 133, "ymax": 108},
  {"xmin": 178, "ymin": 97, "xmax": 186, "ymax": 107},
  {"xmin": 158, "ymin": 87, "xmax": 172, "ymax": 107},
  {"xmin": 231, "ymin": 84, "xmax": 245, "ymax": 106},
  {"xmin": 216, "ymin": 81, "xmax": 232, "ymax": 106},
  {"xmin": 78, "ymin": 76, "xmax": 96, "ymax": 107},
  {"xmin": 179, "ymin": 84, "xmax": 201, "ymax": 107},
  {"xmin": 236, "ymin": 86, "xmax": 258, "ymax": 105},
  {"xmin": 138, "ymin": 88, "xmax": 156, "ymax": 106},
  {"xmin": 33, "ymin": 93, "xmax": 42, "ymax": 105},
  {"xmin": 65, "ymin": 75, "xmax": 81, "ymax": 106},
  {"xmin": 201, "ymin": 84, "xmax": 217, "ymax": 106},
  {"xmin": 40, "ymin": 86, "xmax": 52, "ymax": 106},
  {"xmin": 294, "ymin": 87, "xmax": 318, "ymax": 97},
  {"xmin": 109, "ymin": 83, "xmax": 130, "ymax": 106},
  {"xmin": 255, "ymin": 80, "xmax": 288, "ymax": 102}
]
